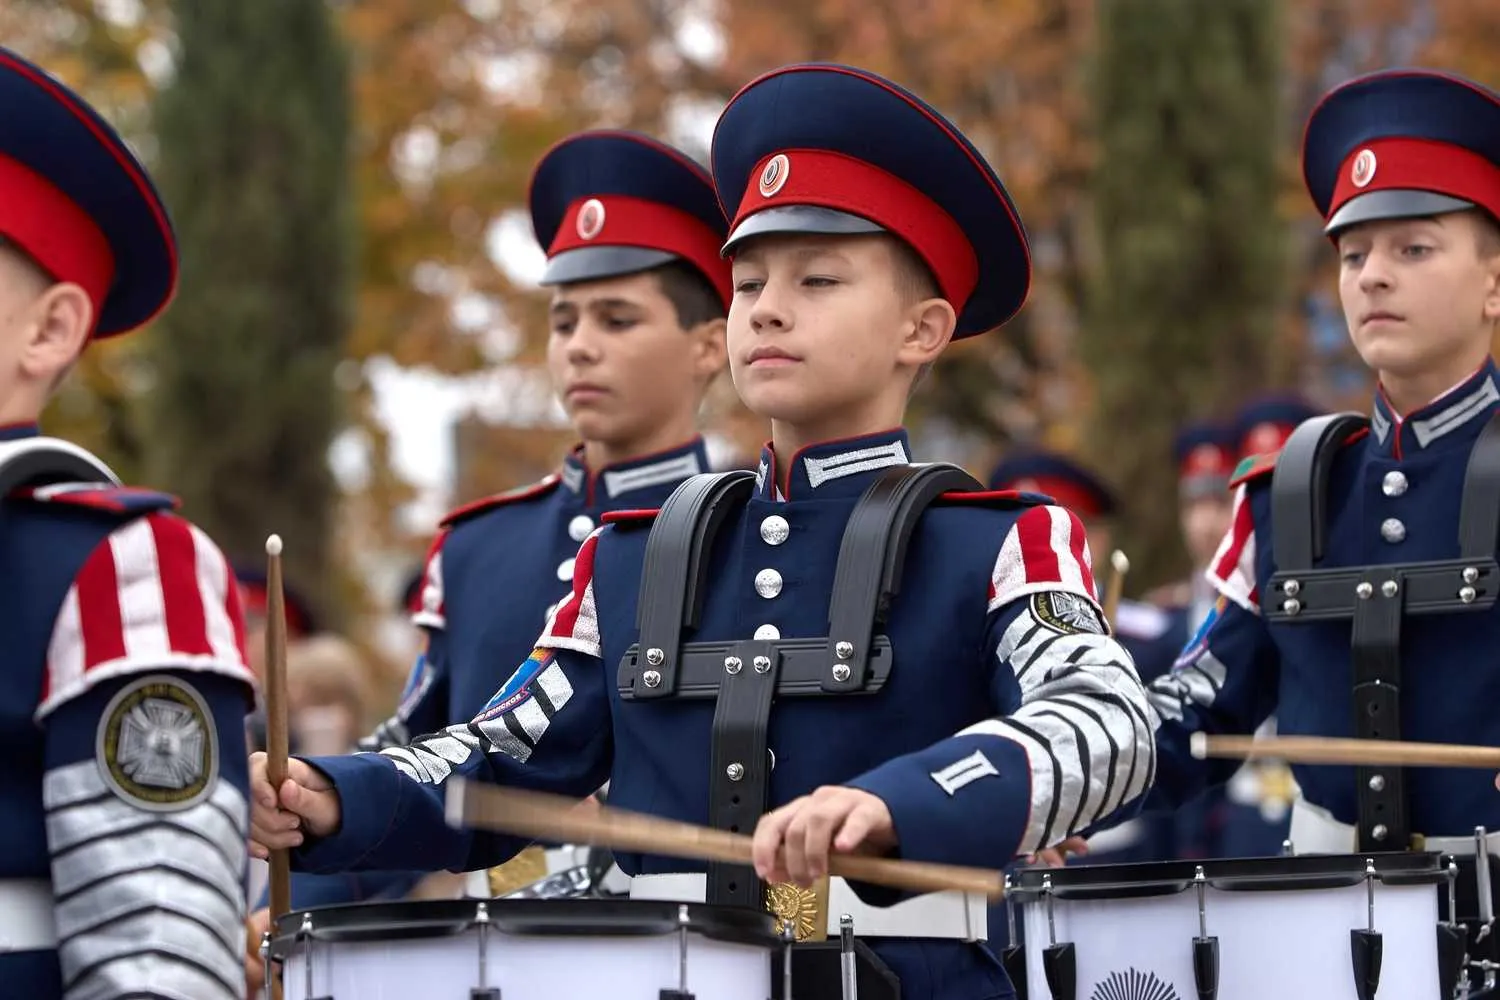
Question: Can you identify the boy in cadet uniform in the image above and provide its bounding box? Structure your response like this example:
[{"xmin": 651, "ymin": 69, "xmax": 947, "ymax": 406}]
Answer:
[
  {"xmin": 242, "ymin": 129, "xmax": 732, "ymax": 982},
  {"xmin": 1145, "ymin": 68, "xmax": 1500, "ymax": 982},
  {"xmin": 250, "ymin": 64, "xmax": 1155, "ymax": 1000},
  {"xmin": 0, "ymin": 46, "xmax": 255, "ymax": 998}
]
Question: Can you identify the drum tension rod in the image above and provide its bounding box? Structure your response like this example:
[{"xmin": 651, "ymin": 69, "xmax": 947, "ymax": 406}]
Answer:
[
  {"xmin": 999, "ymin": 875, "xmax": 1027, "ymax": 997},
  {"xmin": 469, "ymin": 901, "xmax": 499, "ymax": 1000},
  {"xmin": 658, "ymin": 904, "xmax": 696, "ymax": 1000},
  {"xmin": 1438, "ymin": 857, "xmax": 1470, "ymax": 1000},
  {"xmin": 1349, "ymin": 858, "xmax": 1383, "ymax": 1000},
  {"xmin": 1191, "ymin": 866, "xmax": 1219, "ymax": 1000},
  {"xmin": 840, "ymin": 914, "xmax": 858, "ymax": 1000},
  {"xmin": 1040, "ymin": 873, "xmax": 1076, "ymax": 1000}
]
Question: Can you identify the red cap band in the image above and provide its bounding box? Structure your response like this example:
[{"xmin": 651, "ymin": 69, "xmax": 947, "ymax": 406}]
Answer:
[
  {"xmin": 1007, "ymin": 476, "xmax": 1108, "ymax": 519},
  {"xmin": 548, "ymin": 194, "xmax": 731, "ymax": 309},
  {"xmin": 239, "ymin": 583, "xmax": 311, "ymax": 638},
  {"xmin": 1179, "ymin": 442, "xmax": 1234, "ymax": 482},
  {"xmin": 0, "ymin": 152, "xmax": 114, "ymax": 322},
  {"xmin": 1330, "ymin": 137, "xmax": 1500, "ymax": 225},
  {"xmin": 731, "ymin": 149, "xmax": 979, "ymax": 311},
  {"xmin": 1239, "ymin": 421, "xmax": 1295, "ymax": 459}
]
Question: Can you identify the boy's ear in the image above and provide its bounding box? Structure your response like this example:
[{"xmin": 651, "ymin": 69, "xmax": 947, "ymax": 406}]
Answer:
[
  {"xmin": 900, "ymin": 297, "xmax": 956, "ymax": 366},
  {"xmin": 17, "ymin": 281, "xmax": 92, "ymax": 383},
  {"xmin": 689, "ymin": 316, "xmax": 729, "ymax": 381}
]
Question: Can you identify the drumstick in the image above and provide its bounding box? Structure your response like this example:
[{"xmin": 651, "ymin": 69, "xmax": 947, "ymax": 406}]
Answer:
[
  {"xmin": 446, "ymin": 779, "xmax": 1005, "ymax": 899},
  {"xmin": 1103, "ymin": 550, "xmax": 1129, "ymax": 624},
  {"xmin": 263, "ymin": 535, "xmax": 292, "ymax": 932},
  {"xmin": 1192, "ymin": 732, "xmax": 1500, "ymax": 769}
]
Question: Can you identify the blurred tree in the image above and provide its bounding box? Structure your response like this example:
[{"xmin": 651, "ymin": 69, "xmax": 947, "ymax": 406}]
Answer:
[
  {"xmin": 1083, "ymin": 0, "xmax": 1285, "ymax": 590},
  {"xmin": 146, "ymin": 0, "xmax": 353, "ymax": 625}
]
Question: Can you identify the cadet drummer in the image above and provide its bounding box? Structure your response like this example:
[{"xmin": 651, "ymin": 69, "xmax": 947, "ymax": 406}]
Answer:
[
  {"xmin": 1147, "ymin": 68, "xmax": 1500, "ymax": 985},
  {"xmin": 250, "ymin": 63, "xmax": 1156, "ymax": 1000},
  {"xmin": 0, "ymin": 45, "xmax": 256, "ymax": 999}
]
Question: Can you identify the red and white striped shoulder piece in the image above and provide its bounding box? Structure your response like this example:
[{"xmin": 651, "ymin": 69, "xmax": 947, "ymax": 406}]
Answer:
[
  {"xmin": 37, "ymin": 511, "xmax": 253, "ymax": 719},
  {"xmin": 536, "ymin": 527, "xmax": 605, "ymax": 659},
  {"xmin": 408, "ymin": 528, "xmax": 450, "ymax": 632},
  {"xmin": 987, "ymin": 504, "xmax": 1101, "ymax": 612},
  {"xmin": 1206, "ymin": 483, "xmax": 1259, "ymax": 613}
]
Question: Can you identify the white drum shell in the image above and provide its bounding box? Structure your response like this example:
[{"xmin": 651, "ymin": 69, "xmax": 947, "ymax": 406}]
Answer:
[
  {"xmin": 281, "ymin": 922, "xmax": 772, "ymax": 1000},
  {"xmin": 1022, "ymin": 877, "xmax": 1440, "ymax": 999}
]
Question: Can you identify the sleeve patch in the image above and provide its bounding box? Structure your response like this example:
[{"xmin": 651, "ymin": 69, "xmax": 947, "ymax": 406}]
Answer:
[
  {"xmin": 96, "ymin": 674, "xmax": 218, "ymax": 812},
  {"xmin": 1173, "ymin": 595, "xmax": 1227, "ymax": 670},
  {"xmin": 929, "ymin": 749, "xmax": 1000, "ymax": 796},
  {"xmin": 1031, "ymin": 591, "xmax": 1108, "ymax": 636},
  {"xmin": 476, "ymin": 648, "xmax": 554, "ymax": 720}
]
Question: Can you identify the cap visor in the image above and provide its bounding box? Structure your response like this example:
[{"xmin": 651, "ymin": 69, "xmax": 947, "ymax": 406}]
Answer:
[
  {"xmin": 721, "ymin": 205, "xmax": 884, "ymax": 257},
  {"xmin": 1324, "ymin": 189, "xmax": 1476, "ymax": 235},
  {"xmin": 540, "ymin": 245, "xmax": 679, "ymax": 286}
]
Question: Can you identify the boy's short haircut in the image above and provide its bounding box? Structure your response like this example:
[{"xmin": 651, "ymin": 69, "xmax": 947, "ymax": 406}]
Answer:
[
  {"xmin": 650, "ymin": 259, "xmax": 726, "ymax": 329},
  {"xmin": 885, "ymin": 236, "xmax": 941, "ymax": 306},
  {"xmin": 1471, "ymin": 209, "xmax": 1500, "ymax": 257},
  {"xmin": 0, "ymin": 236, "xmax": 54, "ymax": 289}
]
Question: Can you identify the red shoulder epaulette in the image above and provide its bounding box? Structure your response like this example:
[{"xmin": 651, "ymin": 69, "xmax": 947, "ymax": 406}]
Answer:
[
  {"xmin": 1229, "ymin": 451, "xmax": 1279, "ymax": 489},
  {"xmin": 439, "ymin": 474, "xmax": 562, "ymax": 528},
  {"xmin": 602, "ymin": 508, "xmax": 660, "ymax": 528},
  {"xmin": 934, "ymin": 488, "xmax": 1048, "ymax": 508},
  {"xmin": 10, "ymin": 483, "xmax": 179, "ymax": 515}
]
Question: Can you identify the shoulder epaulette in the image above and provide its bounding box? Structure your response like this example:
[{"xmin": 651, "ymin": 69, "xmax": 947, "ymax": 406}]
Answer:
[
  {"xmin": 440, "ymin": 474, "xmax": 562, "ymax": 528},
  {"xmin": 601, "ymin": 508, "xmax": 660, "ymax": 529},
  {"xmin": 934, "ymin": 488, "xmax": 1050, "ymax": 509},
  {"xmin": 1229, "ymin": 451, "xmax": 1280, "ymax": 488},
  {"xmin": 10, "ymin": 482, "xmax": 178, "ymax": 515}
]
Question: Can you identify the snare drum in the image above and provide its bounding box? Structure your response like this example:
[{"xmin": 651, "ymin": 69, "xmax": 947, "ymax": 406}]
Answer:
[
  {"xmin": 1009, "ymin": 853, "xmax": 1448, "ymax": 1000},
  {"xmin": 271, "ymin": 898, "xmax": 779, "ymax": 1000}
]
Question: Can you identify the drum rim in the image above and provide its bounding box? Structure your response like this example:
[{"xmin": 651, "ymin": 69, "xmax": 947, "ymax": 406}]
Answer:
[
  {"xmin": 1009, "ymin": 851, "xmax": 1450, "ymax": 902},
  {"xmin": 270, "ymin": 898, "xmax": 782, "ymax": 956}
]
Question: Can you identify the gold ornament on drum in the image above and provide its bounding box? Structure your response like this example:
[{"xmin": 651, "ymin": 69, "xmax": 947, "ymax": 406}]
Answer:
[
  {"xmin": 764, "ymin": 875, "xmax": 829, "ymax": 943},
  {"xmin": 486, "ymin": 846, "xmax": 549, "ymax": 897}
]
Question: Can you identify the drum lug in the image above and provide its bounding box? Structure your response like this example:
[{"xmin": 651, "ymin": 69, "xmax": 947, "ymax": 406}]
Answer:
[
  {"xmin": 1438, "ymin": 923, "xmax": 1468, "ymax": 1000},
  {"xmin": 1191, "ymin": 866, "xmax": 1219, "ymax": 1000},
  {"xmin": 1350, "ymin": 859, "xmax": 1383, "ymax": 1000},
  {"xmin": 1041, "ymin": 942, "xmax": 1076, "ymax": 1000},
  {"xmin": 1001, "ymin": 946, "xmax": 1027, "ymax": 1000},
  {"xmin": 1350, "ymin": 930, "xmax": 1383, "ymax": 1000}
]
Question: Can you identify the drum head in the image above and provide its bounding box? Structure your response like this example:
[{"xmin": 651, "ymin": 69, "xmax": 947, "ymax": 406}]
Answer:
[
  {"xmin": 1010, "ymin": 851, "xmax": 1447, "ymax": 902},
  {"xmin": 270, "ymin": 898, "xmax": 780, "ymax": 958}
]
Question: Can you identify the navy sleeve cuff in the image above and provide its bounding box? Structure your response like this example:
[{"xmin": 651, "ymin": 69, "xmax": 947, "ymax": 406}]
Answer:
[{"xmin": 846, "ymin": 734, "xmax": 1033, "ymax": 872}]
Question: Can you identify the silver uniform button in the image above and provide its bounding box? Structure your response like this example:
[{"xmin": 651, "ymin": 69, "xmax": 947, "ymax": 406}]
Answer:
[
  {"xmin": 754, "ymin": 568, "xmax": 784, "ymax": 599},
  {"xmin": 760, "ymin": 515, "xmax": 790, "ymax": 546},
  {"xmin": 1380, "ymin": 518, "xmax": 1406, "ymax": 544},
  {"xmin": 557, "ymin": 557, "xmax": 576, "ymax": 581},
  {"xmin": 568, "ymin": 514, "xmax": 595, "ymax": 541},
  {"xmin": 1381, "ymin": 471, "xmax": 1408, "ymax": 497},
  {"xmin": 753, "ymin": 624, "xmax": 781, "ymax": 641}
]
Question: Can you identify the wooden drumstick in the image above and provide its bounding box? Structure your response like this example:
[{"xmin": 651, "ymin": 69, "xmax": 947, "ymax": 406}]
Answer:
[
  {"xmin": 446, "ymin": 779, "xmax": 1005, "ymax": 900},
  {"xmin": 1103, "ymin": 549, "xmax": 1129, "ymax": 624},
  {"xmin": 1192, "ymin": 732, "xmax": 1500, "ymax": 769},
  {"xmin": 263, "ymin": 535, "xmax": 292, "ymax": 935}
]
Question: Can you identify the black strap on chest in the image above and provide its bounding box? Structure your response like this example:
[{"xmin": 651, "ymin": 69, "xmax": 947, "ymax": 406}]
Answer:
[
  {"xmin": 618, "ymin": 463, "xmax": 981, "ymax": 908},
  {"xmin": 0, "ymin": 438, "xmax": 118, "ymax": 498},
  {"xmin": 1266, "ymin": 411, "xmax": 1500, "ymax": 852}
]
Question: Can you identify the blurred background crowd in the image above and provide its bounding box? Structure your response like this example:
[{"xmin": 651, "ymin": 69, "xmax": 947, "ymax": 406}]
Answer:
[{"xmin": 11, "ymin": 0, "xmax": 1500, "ymax": 861}]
